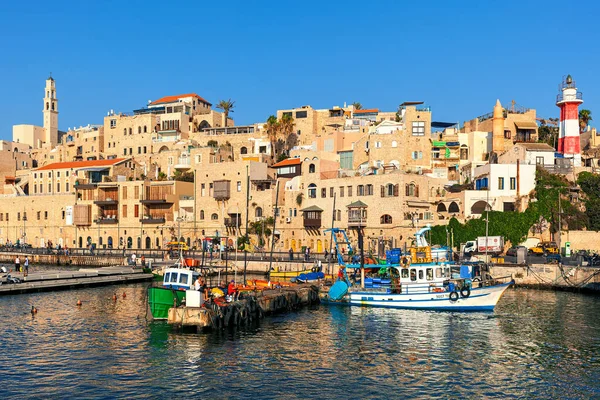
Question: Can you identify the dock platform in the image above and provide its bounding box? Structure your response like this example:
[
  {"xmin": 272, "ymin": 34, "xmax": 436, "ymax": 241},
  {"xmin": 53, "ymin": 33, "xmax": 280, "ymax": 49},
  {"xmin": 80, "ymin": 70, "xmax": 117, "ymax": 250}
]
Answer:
[
  {"xmin": 0, "ymin": 267, "xmax": 153, "ymax": 295},
  {"xmin": 167, "ymin": 284, "xmax": 320, "ymax": 331}
]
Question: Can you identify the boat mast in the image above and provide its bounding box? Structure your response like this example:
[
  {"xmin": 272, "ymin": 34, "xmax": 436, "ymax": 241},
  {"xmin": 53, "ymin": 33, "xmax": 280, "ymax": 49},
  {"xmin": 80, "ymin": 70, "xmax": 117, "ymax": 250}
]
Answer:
[
  {"xmin": 267, "ymin": 180, "xmax": 280, "ymax": 281},
  {"xmin": 327, "ymin": 193, "xmax": 336, "ymax": 276}
]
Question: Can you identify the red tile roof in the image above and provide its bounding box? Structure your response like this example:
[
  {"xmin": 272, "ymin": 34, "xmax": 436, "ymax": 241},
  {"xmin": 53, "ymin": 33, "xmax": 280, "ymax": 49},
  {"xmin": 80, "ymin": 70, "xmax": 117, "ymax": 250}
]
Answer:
[
  {"xmin": 354, "ymin": 108, "xmax": 379, "ymax": 114},
  {"xmin": 272, "ymin": 158, "xmax": 302, "ymax": 168},
  {"xmin": 149, "ymin": 93, "xmax": 211, "ymax": 106},
  {"xmin": 36, "ymin": 158, "xmax": 127, "ymax": 171}
]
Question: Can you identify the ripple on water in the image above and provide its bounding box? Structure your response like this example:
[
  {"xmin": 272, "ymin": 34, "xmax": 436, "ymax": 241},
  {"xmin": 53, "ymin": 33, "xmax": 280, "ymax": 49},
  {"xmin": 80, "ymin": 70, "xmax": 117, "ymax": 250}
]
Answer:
[{"xmin": 0, "ymin": 286, "xmax": 600, "ymax": 398}]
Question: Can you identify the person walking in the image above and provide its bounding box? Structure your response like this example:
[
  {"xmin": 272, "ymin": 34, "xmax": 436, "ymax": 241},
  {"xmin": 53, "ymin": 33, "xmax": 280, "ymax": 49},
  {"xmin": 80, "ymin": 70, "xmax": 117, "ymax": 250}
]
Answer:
[
  {"xmin": 141, "ymin": 255, "xmax": 146, "ymax": 268},
  {"xmin": 15, "ymin": 256, "xmax": 20, "ymax": 273},
  {"xmin": 24, "ymin": 256, "xmax": 29, "ymax": 277},
  {"xmin": 289, "ymin": 248, "xmax": 294, "ymax": 261}
]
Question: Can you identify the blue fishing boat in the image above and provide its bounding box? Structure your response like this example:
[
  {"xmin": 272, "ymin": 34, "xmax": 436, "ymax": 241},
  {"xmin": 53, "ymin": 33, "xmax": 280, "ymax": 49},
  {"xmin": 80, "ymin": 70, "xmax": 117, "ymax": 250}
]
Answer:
[{"xmin": 323, "ymin": 226, "xmax": 513, "ymax": 311}]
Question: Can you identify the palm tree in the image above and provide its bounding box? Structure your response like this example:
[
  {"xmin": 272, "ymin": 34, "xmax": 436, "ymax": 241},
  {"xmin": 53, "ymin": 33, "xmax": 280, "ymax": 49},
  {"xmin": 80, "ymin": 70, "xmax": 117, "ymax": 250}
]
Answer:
[
  {"xmin": 279, "ymin": 114, "xmax": 295, "ymax": 155},
  {"xmin": 216, "ymin": 99, "xmax": 235, "ymax": 127},
  {"xmin": 352, "ymin": 102, "xmax": 362, "ymax": 110},
  {"xmin": 264, "ymin": 115, "xmax": 280, "ymax": 162},
  {"xmin": 579, "ymin": 109, "xmax": 592, "ymax": 132}
]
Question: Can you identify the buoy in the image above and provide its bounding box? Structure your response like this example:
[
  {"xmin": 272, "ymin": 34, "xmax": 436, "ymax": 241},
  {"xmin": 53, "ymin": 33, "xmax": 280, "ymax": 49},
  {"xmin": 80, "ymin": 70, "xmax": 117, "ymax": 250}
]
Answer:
[
  {"xmin": 77, "ymin": 300, "xmax": 82, "ymax": 306},
  {"xmin": 31, "ymin": 305, "xmax": 37, "ymax": 314},
  {"xmin": 122, "ymin": 292, "xmax": 126, "ymax": 298}
]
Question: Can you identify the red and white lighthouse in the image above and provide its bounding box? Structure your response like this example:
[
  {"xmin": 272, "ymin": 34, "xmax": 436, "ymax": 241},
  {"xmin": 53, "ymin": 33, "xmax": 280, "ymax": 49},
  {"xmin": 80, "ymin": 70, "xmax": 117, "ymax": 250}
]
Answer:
[{"xmin": 556, "ymin": 74, "xmax": 583, "ymax": 167}]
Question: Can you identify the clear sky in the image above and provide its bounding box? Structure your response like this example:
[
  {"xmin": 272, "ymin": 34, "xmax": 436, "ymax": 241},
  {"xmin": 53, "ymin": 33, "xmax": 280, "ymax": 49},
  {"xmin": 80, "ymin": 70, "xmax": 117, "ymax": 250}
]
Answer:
[{"xmin": 1, "ymin": 0, "xmax": 598, "ymax": 139}]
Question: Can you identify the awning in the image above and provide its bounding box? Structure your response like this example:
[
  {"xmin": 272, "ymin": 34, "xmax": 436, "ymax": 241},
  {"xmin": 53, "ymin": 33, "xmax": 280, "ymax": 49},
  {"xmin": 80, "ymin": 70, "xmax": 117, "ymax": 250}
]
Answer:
[
  {"xmin": 77, "ymin": 167, "xmax": 110, "ymax": 172},
  {"xmin": 406, "ymin": 201, "xmax": 430, "ymax": 208},
  {"xmin": 432, "ymin": 140, "xmax": 446, "ymax": 147},
  {"xmin": 514, "ymin": 121, "xmax": 538, "ymax": 130},
  {"xmin": 346, "ymin": 200, "xmax": 368, "ymax": 208},
  {"xmin": 446, "ymin": 141, "xmax": 460, "ymax": 147},
  {"xmin": 300, "ymin": 205, "xmax": 323, "ymax": 212}
]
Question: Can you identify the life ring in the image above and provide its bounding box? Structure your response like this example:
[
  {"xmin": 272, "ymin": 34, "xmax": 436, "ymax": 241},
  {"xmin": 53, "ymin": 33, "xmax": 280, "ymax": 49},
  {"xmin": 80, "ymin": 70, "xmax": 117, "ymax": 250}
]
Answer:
[
  {"xmin": 311, "ymin": 267, "xmax": 317, "ymax": 273},
  {"xmin": 460, "ymin": 287, "xmax": 471, "ymax": 298},
  {"xmin": 449, "ymin": 291, "xmax": 459, "ymax": 302}
]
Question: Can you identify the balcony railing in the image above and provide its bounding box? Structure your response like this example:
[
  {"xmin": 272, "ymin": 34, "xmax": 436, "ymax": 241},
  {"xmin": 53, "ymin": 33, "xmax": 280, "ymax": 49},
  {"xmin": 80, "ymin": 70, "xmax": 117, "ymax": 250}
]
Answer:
[
  {"xmin": 348, "ymin": 216, "xmax": 367, "ymax": 227},
  {"xmin": 95, "ymin": 217, "xmax": 118, "ymax": 224},
  {"xmin": 140, "ymin": 217, "xmax": 166, "ymax": 224},
  {"xmin": 94, "ymin": 196, "xmax": 118, "ymax": 205},
  {"xmin": 224, "ymin": 217, "xmax": 241, "ymax": 227},
  {"xmin": 556, "ymin": 91, "xmax": 583, "ymax": 103}
]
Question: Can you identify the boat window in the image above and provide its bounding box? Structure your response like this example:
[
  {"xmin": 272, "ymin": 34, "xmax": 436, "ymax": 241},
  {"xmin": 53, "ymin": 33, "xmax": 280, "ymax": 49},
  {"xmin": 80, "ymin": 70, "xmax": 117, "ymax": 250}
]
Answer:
[
  {"xmin": 179, "ymin": 274, "xmax": 189, "ymax": 285},
  {"xmin": 170, "ymin": 273, "xmax": 178, "ymax": 283},
  {"xmin": 418, "ymin": 270, "xmax": 424, "ymax": 280},
  {"xmin": 426, "ymin": 268, "xmax": 433, "ymax": 280},
  {"xmin": 164, "ymin": 272, "xmax": 171, "ymax": 282},
  {"xmin": 410, "ymin": 269, "xmax": 416, "ymax": 281},
  {"xmin": 443, "ymin": 268, "xmax": 450, "ymax": 278},
  {"xmin": 435, "ymin": 268, "xmax": 442, "ymax": 278},
  {"xmin": 401, "ymin": 269, "xmax": 409, "ymax": 279}
]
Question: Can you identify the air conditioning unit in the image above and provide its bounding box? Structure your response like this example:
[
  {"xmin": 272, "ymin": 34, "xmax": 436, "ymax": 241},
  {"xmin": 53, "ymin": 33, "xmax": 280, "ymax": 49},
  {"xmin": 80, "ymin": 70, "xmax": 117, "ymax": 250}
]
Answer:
[{"xmin": 285, "ymin": 217, "xmax": 292, "ymax": 223}]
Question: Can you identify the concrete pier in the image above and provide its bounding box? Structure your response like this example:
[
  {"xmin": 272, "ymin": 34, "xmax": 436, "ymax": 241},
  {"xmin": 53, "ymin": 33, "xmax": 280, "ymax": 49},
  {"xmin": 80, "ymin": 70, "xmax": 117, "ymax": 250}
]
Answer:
[
  {"xmin": 167, "ymin": 284, "xmax": 320, "ymax": 331},
  {"xmin": 490, "ymin": 264, "xmax": 600, "ymax": 292},
  {"xmin": 0, "ymin": 267, "xmax": 152, "ymax": 295}
]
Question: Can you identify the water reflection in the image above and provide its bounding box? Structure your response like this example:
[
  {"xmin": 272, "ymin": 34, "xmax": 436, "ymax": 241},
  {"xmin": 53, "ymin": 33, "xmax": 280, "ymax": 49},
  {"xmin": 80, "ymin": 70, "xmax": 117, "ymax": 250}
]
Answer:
[{"xmin": 0, "ymin": 285, "xmax": 599, "ymax": 398}]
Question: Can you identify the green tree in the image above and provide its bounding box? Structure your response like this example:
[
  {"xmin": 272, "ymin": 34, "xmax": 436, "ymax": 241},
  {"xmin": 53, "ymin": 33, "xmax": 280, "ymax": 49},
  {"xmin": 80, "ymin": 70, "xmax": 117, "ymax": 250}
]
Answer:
[
  {"xmin": 537, "ymin": 120, "xmax": 559, "ymax": 147},
  {"xmin": 279, "ymin": 114, "xmax": 296, "ymax": 155},
  {"xmin": 172, "ymin": 170, "xmax": 194, "ymax": 182},
  {"xmin": 352, "ymin": 102, "xmax": 362, "ymax": 110},
  {"xmin": 216, "ymin": 99, "xmax": 235, "ymax": 127},
  {"xmin": 579, "ymin": 109, "xmax": 592, "ymax": 132}
]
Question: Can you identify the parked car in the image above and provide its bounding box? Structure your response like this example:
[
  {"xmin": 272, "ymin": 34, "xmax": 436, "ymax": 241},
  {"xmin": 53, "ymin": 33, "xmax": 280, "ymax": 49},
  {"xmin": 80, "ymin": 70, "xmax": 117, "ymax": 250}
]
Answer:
[
  {"xmin": 506, "ymin": 246, "xmax": 527, "ymax": 257},
  {"xmin": 529, "ymin": 242, "xmax": 559, "ymax": 256}
]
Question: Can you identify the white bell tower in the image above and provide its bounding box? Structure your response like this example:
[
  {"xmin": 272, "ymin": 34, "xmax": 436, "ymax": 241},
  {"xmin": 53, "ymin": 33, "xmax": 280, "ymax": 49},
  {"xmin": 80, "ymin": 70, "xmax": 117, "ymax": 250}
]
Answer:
[{"xmin": 43, "ymin": 75, "xmax": 58, "ymax": 147}]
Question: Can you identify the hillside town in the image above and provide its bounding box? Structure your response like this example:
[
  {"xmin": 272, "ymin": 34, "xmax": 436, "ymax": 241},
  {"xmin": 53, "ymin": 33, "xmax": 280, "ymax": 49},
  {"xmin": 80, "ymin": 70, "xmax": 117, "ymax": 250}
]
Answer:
[{"xmin": 0, "ymin": 75, "xmax": 596, "ymax": 255}]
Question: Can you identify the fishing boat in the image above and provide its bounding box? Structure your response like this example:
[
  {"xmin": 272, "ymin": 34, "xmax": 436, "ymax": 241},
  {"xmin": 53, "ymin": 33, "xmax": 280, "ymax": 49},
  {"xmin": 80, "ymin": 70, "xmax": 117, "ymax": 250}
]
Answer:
[
  {"xmin": 268, "ymin": 266, "xmax": 315, "ymax": 279},
  {"xmin": 148, "ymin": 267, "xmax": 200, "ymax": 319},
  {"xmin": 324, "ymin": 227, "xmax": 513, "ymax": 311}
]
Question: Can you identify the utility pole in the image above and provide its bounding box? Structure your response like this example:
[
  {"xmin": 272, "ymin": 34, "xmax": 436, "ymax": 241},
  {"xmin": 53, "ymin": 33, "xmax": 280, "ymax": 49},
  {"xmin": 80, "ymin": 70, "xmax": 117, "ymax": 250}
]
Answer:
[{"xmin": 243, "ymin": 164, "xmax": 250, "ymax": 282}]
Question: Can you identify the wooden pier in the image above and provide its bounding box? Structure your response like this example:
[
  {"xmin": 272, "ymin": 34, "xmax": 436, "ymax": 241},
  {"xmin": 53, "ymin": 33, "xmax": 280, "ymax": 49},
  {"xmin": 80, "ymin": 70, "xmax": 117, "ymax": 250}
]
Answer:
[
  {"xmin": 0, "ymin": 267, "xmax": 153, "ymax": 295},
  {"xmin": 167, "ymin": 284, "xmax": 320, "ymax": 331}
]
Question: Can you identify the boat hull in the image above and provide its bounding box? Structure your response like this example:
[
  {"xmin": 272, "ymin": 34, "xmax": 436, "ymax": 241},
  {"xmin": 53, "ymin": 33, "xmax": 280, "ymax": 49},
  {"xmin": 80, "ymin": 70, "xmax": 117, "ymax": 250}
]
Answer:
[
  {"xmin": 269, "ymin": 269, "xmax": 313, "ymax": 279},
  {"xmin": 323, "ymin": 281, "xmax": 513, "ymax": 311},
  {"xmin": 148, "ymin": 287, "xmax": 186, "ymax": 320}
]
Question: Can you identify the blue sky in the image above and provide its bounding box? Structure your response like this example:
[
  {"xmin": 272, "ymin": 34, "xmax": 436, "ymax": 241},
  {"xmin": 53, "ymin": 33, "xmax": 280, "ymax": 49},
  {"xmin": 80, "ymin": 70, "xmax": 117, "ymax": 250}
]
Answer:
[{"xmin": 1, "ymin": 0, "xmax": 598, "ymax": 139}]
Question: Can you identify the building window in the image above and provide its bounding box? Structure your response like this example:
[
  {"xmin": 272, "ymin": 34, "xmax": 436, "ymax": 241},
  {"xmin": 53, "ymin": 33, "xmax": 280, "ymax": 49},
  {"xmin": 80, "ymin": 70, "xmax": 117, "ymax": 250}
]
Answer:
[
  {"xmin": 391, "ymin": 141, "xmax": 398, "ymax": 148},
  {"xmin": 44, "ymin": 211, "xmax": 48, "ymax": 220},
  {"xmin": 129, "ymin": 128, "xmax": 132, "ymax": 135},
  {"xmin": 240, "ymin": 147, "xmax": 248, "ymax": 155},
  {"xmin": 200, "ymin": 210, "xmax": 205, "ymax": 220},
  {"xmin": 339, "ymin": 186, "xmax": 344, "ymax": 197},
  {"xmin": 143, "ymin": 146, "xmax": 147, "ymax": 154},
  {"xmin": 366, "ymin": 184, "xmax": 373, "ymax": 195},
  {"xmin": 134, "ymin": 186, "xmax": 139, "ymax": 199},
  {"xmin": 168, "ymin": 157, "xmax": 173, "ymax": 165},
  {"xmin": 17, "ymin": 212, "xmax": 20, "ymax": 221},
  {"xmin": 308, "ymin": 184, "xmax": 317, "ymax": 199},
  {"xmin": 321, "ymin": 188, "xmax": 327, "ymax": 198},
  {"xmin": 48, "ymin": 183, "xmax": 51, "ymax": 192},
  {"xmin": 138, "ymin": 147, "xmax": 141, "ymax": 154},
  {"xmin": 330, "ymin": 187, "xmax": 334, "ymax": 197},
  {"xmin": 57, "ymin": 183, "xmax": 60, "ymax": 193},
  {"xmin": 144, "ymin": 126, "xmax": 147, "ymax": 133},
  {"xmin": 201, "ymin": 183, "xmax": 206, "ymax": 197},
  {"xmin": 510, "ymin": 177, "xmax": 516, "ymax": 190},
  {"xmin": 347, "ymin": 186, "xmax": 352, "ymax": 197},
  {"xmin": 123, "ymin": 149, "xmax": 127, "ymax": 156},
  {"xmin": 357, "ymin": 185, "xmax": 364, "ymax": 196},
  {"xmin": 110, "ymin": 119, "xmax": 116, "ymax": 128},
  {"xmin": 138, "ymin": 126, "xmax": 141, "ymax": 134},
  {"xmin": 337, "ymin": 210, "xmax": 342, "ymax": 221},
  {"xmin": 498, "ymin": 177, "xmax": 504, "ymax": 190},
  {"xmin": 375, "ymin": 141, "xmax": 381, "ymax": 148},
  {"xmin": 124, "ymin": 128, "xmax": 127, "ymax": 135},
  {"xmin": 66, "ymin": 182, "xmax": 69, "ymax": 192},
  {"xmin": 504, "ymin": 130, "xmax": 511, "ymax": 139},
  {"xmin": 123, "ymin": 186, "xmax": 128, "ymax": 200},
  {"xmin": 134, "ymin": 205, "xmax": 139, "ymax": 218},
  {"xmin": 380, "ymin": 215, "xmax": 392, "ymax": 224},
  {"xmin": 37, "ymin": 211, "xmax": 41, "ymax": 220},
  {"xmin": 295, "ymin": 111, "xmax": 307, "ymax": 118},
  {"xmin": 196, "ymin": 155, "xmax": 203, "ymax": 164},
  {"xmin": 309, "ymin": 164, "xmax": 315, "ymax": 173},
  {"xmin": 412, "ymin": 121, "xmax": 425, "ymax": 136},
  {"xmin": 237, "ymin": 181, "xmax": 242, "ymax": 192},
  {"xmin": 122, "ymin": 205, "xmax": 127, "ymax": 218},
  {"xmin": 282, "ymin": 112, "xmax": 292, "ymax": 118},
  {"xmin": 536, "ymin": 156, "xmax": 545, "ymax": 165},
  {"xmin": 211, "ymin": 213, "xmax": 218, "ymax": 220},
  {"xmin": 405, "ymin": 183, "xmax": 418, "ymax": 197}
]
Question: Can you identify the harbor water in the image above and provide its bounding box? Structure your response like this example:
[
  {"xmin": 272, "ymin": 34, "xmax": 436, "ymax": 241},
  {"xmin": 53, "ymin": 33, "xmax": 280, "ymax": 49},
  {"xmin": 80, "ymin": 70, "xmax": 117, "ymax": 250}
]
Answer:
[{"xmin": 0, "ymin": 284, "xmax": 599, "ymax": 399}]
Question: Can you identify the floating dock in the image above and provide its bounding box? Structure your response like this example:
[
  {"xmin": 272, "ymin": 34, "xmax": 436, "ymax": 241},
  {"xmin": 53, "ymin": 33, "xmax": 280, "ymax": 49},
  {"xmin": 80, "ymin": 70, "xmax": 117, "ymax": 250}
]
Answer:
[
  {"xmin": 0, "ymin": 267, "xmax": 153, "ymax": 295},
  {"xmin": 167, "ymin": 284, "xmax": 320, "ymax": 331}
]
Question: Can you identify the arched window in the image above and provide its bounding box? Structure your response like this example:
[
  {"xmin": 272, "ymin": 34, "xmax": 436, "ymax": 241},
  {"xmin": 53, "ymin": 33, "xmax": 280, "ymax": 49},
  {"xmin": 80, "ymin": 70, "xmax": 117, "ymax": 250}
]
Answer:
[
  {"xmin": 51, "ymin": 102, "xmax": 55, "ymax": 111},
  {"xmin": 255, "ymin": 207, "xmax": 263, "ymax": 218},
  {"xmin": 211, "ymin": 213, "xmax": 219, "ymax": 220},
  {"xmin": 138, "ymin": 126, "xmax": 141, "ymax": 134},
  {"xmin": 309, "ymin": 164, "xmax": 316, "ymax": 173},
  {"xmin": 240, "ymin": 147, "xmax": 248, "ymax": 154},
  {"xmin": 308, "ymin": 183, "xmax": 317, "ymax": 199},
  {"xmin": 460, "ymin": 145, "xmax": 469, "ymax": 160},
  {"xmin": 107, "ymin": 236, "xmax": 113, "ymax": 248},
  {"xmin": 127, "ymin": 237, "xmax": 133, "ymax": 249},
  {"xmin": 129, "ymin": 128, "xmax": 132, "ymax": 135},
  {"xmin": 448, "ymin": 202, "xmax": 460, "ymax": 213},
  {"xmin": 200, "ymin": 210, "xmax": 205, "ymax": 220},
  {"xmin": 124, "ymin": 128, "xmax": 127, "ymax": 135},
  {"xmin": 145, "ymin": 237, "xmax": 151, "ymax": 249},
  {"xmin": 405, "ymin": 183, "xmax": 419, "ymax": 197},
  {"xmin": 437, "ymin": 203, "xmax": 447, "ymax": 212},
  {"xmin": 156, "ymin": 238, "xmax": 160, "ymax": 248},
  {"xmin": 380, "ymin": 214, "xmax": 392, "ymax": 224},
  {"xmin": 144, "ymin": 126, "xmax": 147, "ymax": 133},
  {"xmin": 46, "ymin": 102, "xmax": 49, "ymax": 110}
]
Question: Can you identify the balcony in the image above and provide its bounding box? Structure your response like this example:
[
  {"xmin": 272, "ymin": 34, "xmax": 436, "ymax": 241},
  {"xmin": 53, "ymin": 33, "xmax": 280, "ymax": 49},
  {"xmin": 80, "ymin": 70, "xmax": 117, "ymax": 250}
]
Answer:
[
  {"xmin": 556, "ymin": 91, "xmax": 583, "ymax": 103},
  {"xmin": 348, "ymin": 216, "xmax": 367, "ymax": 227},
  {"xmin": 94, "ymin": 196, "xmax": 118, "ymax": 205},
  {"xmin": 174, "ymin": 157, "xmax": 191, "ymax": 170},
  {"xmin": 213, "ymin": 180, "xmax": 231, "ymax": 200},
  {"xmin": 303, "ymin": 217, "xmax": 322, "ymax": 228},
  {"xmin": 140, "ymin": 217, "xmax": 166, "ymax": 224},
  {"xmin": 224, "ymin": 216, "xmax": 242, "ymax": 227},
  {"xmin": 140, "ymin": 198, "xmax": 172, "ymax": 205},
  {"xmin": 95, "ymin": 216, "xmax": 118, "ymax": 224}
]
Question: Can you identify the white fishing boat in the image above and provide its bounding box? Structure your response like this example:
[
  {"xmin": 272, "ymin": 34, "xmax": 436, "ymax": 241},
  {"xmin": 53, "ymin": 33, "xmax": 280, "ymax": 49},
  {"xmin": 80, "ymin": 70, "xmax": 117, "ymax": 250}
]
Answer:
[{"xmin": 324, "ymin": 227, "xmax": 513, "ymax": 311}]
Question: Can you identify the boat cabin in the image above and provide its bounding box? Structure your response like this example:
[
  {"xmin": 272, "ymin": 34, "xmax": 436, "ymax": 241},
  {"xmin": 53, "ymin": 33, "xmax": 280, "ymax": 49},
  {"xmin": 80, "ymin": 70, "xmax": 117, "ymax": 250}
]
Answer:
[{"xmin": 162, "ymin": 268, "xmax": 200, "ymax": 291}]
